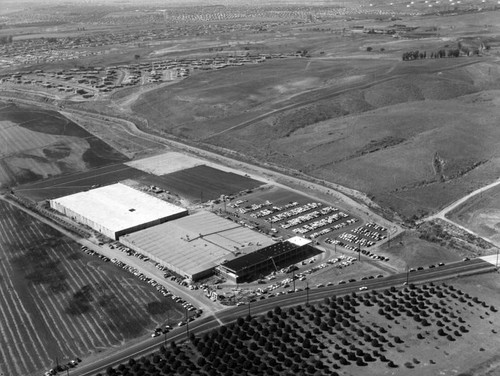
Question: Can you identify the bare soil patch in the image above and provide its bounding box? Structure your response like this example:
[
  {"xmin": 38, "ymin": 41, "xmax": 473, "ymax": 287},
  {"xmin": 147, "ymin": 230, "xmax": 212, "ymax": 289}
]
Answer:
[
  {"xmin": 125, "ymin": 151, "xmax": 204, "ymax": 176},
  {"xmin": 134, "ymin": 165, "xmax": 264, "ymax": 203}
]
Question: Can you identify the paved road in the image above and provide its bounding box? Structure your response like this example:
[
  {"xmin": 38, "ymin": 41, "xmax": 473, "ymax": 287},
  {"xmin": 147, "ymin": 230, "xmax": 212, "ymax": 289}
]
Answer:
[{"xmin": 71, "ymin": 258, "xmax": 495, "ymax": 376}]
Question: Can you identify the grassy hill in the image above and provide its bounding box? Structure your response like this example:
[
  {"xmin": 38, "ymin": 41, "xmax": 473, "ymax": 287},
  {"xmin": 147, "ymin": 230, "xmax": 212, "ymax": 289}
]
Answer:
[{"xmin": 133, "ymin": 54, "xmax": 500, "ymax": 221}]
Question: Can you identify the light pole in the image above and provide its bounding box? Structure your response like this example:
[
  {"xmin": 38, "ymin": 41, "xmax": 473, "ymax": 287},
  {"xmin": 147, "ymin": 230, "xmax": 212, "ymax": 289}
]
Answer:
[
  {"xmin": 406, "ymin": 266, "xmax": 409, "ymax": 285},
  {"xmin": 185, "ymin": 307, "xmax": 190, "ymax": 338},
  {"xmin": 248, "ymin": 300, "xmax": 251, "ymax": 317},
  {"xmin": 496, "ymin": 248, "xmax": 499, "ymax": 269}
]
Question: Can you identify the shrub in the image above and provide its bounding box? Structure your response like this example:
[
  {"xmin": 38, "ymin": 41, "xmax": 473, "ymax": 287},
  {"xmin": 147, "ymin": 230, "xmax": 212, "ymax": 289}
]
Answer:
[
  {"xmin": 339, "ymin": 357, "xmax": 349, "ymax": 365},
  {"xmin": 356, "ymin": 358, "xmax": 367, "ymax": 366}
]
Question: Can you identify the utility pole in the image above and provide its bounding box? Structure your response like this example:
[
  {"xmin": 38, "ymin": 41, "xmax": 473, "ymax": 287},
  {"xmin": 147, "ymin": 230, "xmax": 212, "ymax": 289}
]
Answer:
[
  {"xmin": 248, "ymin": 301, "xmax": 251, "ymax": 316},
  {"xmin": 292, "ymin": 268, "xmax": 296, "ymax": 292},
  {"xmin": 496, "ymin": 248, "xmax": 499, "ymax": 269},
  {"xmin": 406, "ymin": 266, "xmax": 409, "ymax": 285},
  {"xmin": 185, "ymin": 307, "xmax": 190, "ymax": 338},
  {"xmin": 306, "ymin": 282, "xmax": 309, "ymax": 304},
  {"xmin": 358, "ymin": 248, "xmax": 361, "ymax": 261}
]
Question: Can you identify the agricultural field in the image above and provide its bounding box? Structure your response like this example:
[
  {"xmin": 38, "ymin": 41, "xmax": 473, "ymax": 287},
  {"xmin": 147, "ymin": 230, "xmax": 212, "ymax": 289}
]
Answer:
[
  {"xmin": 0, "ymin": 103, "xmax": 129, "ymax": 189},
  {"xmin": 16, "ymin": 159, "xmax": 263, "ymax": 204},
  {"xmin": 447, "ymin": 184, "xmax": 500, "ymax": 245},
  {"xmin": 0, "ymin": 200, "xmax": 184, "ymax": 376},
  {"xmin": 102, "ymin": 277, "xmax": 500, "ymax": 376},
  {"xmin": 15, "ymin": 163, "xmax": 146, "ymax": 202},
  {"xmin": 135, "ymin": 165, "xmax": 264, "ymax": 203}
]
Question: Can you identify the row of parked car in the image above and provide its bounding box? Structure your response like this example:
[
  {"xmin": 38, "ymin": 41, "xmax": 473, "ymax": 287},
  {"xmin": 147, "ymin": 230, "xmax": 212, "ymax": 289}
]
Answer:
[
  {"xmin": 81, "ymin": 245, "xmax": 202, "ymax": 318},
  {"xmin": 338, "ymin": 232, "xmax": 376, "ymax": 248},
  {"xmin": 80, "ymin": 245, "xmax": 110, "ymax": 261},
  {"xmin": 293, "ymin": 210, "xmax": 349, "ymax": 235},
  {"xmin": 269, "ymin": 202, "xmax": 322, "ymax": 224},
  {"xmin": 249, "ymin": 201, "xmax": 299, "ymax": 219}
]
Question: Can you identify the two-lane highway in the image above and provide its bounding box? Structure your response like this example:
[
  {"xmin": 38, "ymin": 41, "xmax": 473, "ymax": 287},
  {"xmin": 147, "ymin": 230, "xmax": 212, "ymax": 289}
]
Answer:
[{"xmin": 71, "ymin": 258, "xmax": 496, "ymax": 376}]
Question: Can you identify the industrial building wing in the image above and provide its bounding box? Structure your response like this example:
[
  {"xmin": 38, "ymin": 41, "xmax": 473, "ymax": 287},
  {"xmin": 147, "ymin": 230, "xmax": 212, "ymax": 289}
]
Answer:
[{"xmin": 49, "ymin": 183, "xmax": 188, "ymax": 239}]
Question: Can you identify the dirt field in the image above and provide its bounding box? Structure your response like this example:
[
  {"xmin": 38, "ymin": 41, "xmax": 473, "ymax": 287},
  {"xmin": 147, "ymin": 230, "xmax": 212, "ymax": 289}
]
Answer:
[
  {"xmin": 0, "ymin": 200, "xmax": 184, "ymax": 376},
  {"xmin": 15, "ymin": 163, "xmax": 146, "ymax": 202},
  {"xmin": 135, "ymin": 165, "xmax": 264, "ymax": 203},
  {"xmin": 447, "ymin": 184, "xmax": 500, "ymax": 246},
  {"xmin": 0, "ymin": 103, "xmax": 129, "ymax": 189},
  {"xmin": 125, "ymin": 151, "xmax": 204, "ymax": 176}
]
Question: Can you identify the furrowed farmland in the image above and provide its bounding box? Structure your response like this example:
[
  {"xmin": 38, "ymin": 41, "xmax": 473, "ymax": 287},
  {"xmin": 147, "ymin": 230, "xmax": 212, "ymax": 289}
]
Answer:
[
  {"xmin": 0, "ymin": 103, "xmax": 129, "ymax": 188},
  {"xmin": 0, "ymin": 200, "xmax": 183, "ymax": 376}
]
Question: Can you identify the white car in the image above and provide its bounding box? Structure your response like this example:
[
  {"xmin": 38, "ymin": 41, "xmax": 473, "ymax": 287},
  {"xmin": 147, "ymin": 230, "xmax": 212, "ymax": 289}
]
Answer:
[{"xmin": 359, "ymin": 286, "xmax": 368, "ymax": 291}]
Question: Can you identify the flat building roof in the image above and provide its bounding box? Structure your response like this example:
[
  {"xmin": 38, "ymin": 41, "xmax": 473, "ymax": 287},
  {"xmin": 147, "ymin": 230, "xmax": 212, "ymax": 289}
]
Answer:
[
  {"xmin": 120, "ymin": 211, "xmax": 274, "ymax": 278},
  {"xmin": 220, "ymin": 239, "xmax": 302, "ymax": 274},
  {"xmin": 51, "ymin": 183, "xmax": 187, "ymax": 234}
]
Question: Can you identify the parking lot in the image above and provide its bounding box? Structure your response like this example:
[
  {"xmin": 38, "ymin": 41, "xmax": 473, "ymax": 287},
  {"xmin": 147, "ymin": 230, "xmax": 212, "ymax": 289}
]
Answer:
[{"xmin": 217, "ymin": 186, "xmax": 391, "ymax": 255}]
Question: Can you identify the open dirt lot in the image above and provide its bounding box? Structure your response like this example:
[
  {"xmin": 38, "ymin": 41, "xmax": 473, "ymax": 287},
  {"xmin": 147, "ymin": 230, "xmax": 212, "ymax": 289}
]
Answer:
[
  {"xmin": 125, "ymin": 151, "xmax": 204, "ymax": 176},
  {"xmin": 0, "ymin": 200, "xmax": 184, "ymax": 376}
]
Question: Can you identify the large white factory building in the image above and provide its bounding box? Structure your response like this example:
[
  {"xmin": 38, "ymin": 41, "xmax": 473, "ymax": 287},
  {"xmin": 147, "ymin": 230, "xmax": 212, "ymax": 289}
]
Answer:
[{"xmin": 50, "ymin": 183, "xmax": 188, "ymax": 239}]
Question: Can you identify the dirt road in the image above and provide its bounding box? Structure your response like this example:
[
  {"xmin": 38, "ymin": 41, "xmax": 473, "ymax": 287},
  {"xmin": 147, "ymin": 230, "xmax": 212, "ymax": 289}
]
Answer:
[{"xmin": 420, "ymin": 177, "xmax": 500, "ymax": 249}]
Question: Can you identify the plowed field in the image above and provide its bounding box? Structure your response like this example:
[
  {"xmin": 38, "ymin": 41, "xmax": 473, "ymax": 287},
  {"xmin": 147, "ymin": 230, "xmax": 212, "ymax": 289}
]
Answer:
[
  {"xmin": 0, "ymin": 200, "xmax": 183, "ymax": 376},
  {"xmin": 0, "ymin": 103, "xmax": 128, "ymax": 188}
]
